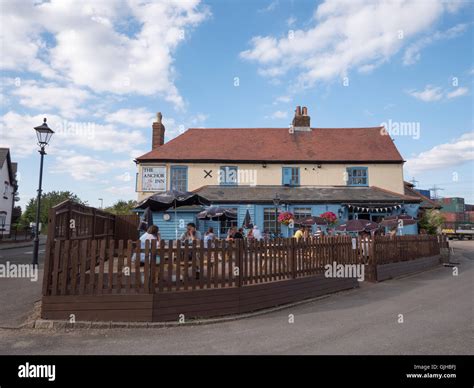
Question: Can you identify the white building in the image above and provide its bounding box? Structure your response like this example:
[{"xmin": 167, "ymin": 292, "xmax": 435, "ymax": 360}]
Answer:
[{"xmin": 0, "ymin": 148, "xmax": 18, "ymax": 235}]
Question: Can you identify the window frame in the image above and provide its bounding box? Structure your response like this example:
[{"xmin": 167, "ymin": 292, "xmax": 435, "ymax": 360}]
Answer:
[
  {"xmin": 219, "ymin": 166, "xmax": 238, "ymax": 186},
  {"xmin": 293, "ymin": 207, "xmax": 312, "ymax": 221},
  {"xmin": 170, "ymin": 166, "xmax": 188, "ymax": 191},
  {"xmin": 346, "ymin": 167, "xmax": 369, "ymax": 187},
  {"xmin": 263, "ymin": 207, "xmax": 281, "ymax": 236},
  {"xmin": 282, "ymin": 167, "xmax": 300, "ymax": 186}
]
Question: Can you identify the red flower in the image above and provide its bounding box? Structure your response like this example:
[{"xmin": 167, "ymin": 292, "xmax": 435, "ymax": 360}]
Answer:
[
  {"xmin": 320, "ymin": 211, "xmax": 338, "ymax": 225},
  {"xmin": 278, "ymin": 211, "xmax": 294, "ymax": 225}
]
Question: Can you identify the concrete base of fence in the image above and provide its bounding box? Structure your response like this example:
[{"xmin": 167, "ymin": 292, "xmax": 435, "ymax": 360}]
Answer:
[
  {"xmin": 376, "ymin": 255, "xmax": 441, "ymax": 282},
  {"xmin": 40, "ymin": 275, "xmax": 359, "ymax": 323}
]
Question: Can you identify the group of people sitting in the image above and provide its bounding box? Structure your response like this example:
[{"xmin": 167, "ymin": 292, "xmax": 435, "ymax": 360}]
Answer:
[{"xmin": 293, "ymin": 225, "xmax": 335, "ymax": 239}]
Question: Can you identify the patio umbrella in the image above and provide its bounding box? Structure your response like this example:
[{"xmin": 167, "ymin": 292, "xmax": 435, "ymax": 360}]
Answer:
[
  {"xmin": 336, "ymin": 219, "xmax": 379, "ymax": 233},
  {"xmin": 242, "ymin": 209, "xmax": 253, "ymax": 229},
  {"xmin": 380, "ymin": 215, "xmax": 417, "ymax": 229},
  {"xmin": 294, "ymin": 216, "xmax": 328, "ymax": 227},
  {"xmin": 138, "ymin": 206, "xmax": 153, "ymax": 232},
  {"xmin": 197, "ymin": 206, "xmax": 238, "ymax": 239},
  {"xmin": 135, "ymin": 190, "xmax": 210, "ymax": 239}
]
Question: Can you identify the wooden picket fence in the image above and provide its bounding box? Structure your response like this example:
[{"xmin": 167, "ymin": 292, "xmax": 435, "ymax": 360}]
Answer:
[{"xmin": 42, "ymin": 235, "xmax": 446, "ymax": 297}]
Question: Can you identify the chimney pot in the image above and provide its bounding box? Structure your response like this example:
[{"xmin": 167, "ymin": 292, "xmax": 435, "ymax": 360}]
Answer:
[
  {"xmin": 152, "ymin": 112, "xmax": 165, "ymax": 148},
  {"xmin": 292, "ymin": 105, "xmax": 311, "ymax": 130}
]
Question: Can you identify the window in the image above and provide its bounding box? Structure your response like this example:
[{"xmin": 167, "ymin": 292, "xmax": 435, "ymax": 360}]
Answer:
[
  {"xmin": 346, "ymin": 167, "xmax": 368, "ymax": 186},
  {"xmin": 0, "ymin": 213, "xmax": 6, "ymax": 231},
  {"xmin": 170, "ymin": 166, "xmax": 187, "ymax": 191},
  {"xmin": 282, "ymin": 167, "xmax": 300, "ymax": 186},
  {"xmin": 293, "ymin": 207, "xmax": 312, "ymax": 220},
  {"xmin": 219, "ymin": 166, "xmax": 238, "ymax": 186},
  {"xmin": 220, "ymin": 207, "xmax": 238, "ymax": 236},
  {"xmin": 263, "ymin": 208, "xmax": 281, "ymax": 236}
]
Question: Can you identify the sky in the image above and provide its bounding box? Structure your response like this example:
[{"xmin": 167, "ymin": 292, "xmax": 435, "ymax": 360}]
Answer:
[{"xmin": 0, "ymin": 0, "xmax": 473, "ymax": 210}]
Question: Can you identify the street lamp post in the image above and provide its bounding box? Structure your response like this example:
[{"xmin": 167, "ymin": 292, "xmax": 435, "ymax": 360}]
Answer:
[
  {"xmin": 32, "ymin": 118, "xmax": 54, "ymax": 267},
  {"xmin": 272, "ymin": 193, "xmax": 280, "ymax": 239}
]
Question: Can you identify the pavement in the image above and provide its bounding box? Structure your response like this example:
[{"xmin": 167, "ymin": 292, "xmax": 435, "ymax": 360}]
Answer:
[
  {"xmin": 0, "ymin": 240, "xmax": 472, "ymax": 355},
  {"xmin": 0, "ymin": 244, "xmax": 45, "ymax": 328},
  {"xmin": 0, "ymin": 235, "xmax": 46, "ymax": 250}
]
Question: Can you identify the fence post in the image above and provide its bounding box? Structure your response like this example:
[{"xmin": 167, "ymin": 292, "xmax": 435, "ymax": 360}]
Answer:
[
  {"xmin": 42, "ymin": 208, "xmax": 56, "ymax": 296},
  {"xmin": 290, "ymin": 238, "xmax": 296, "ymax": 278},
  {"xmin": 237, "ymin": 239, "xmax": 243, "ymax": 287},
  {"xmin": 368, "ymin": 237, "xmax": 377, "ymax": 282},
  {"xmin": 65, "ymin": 201, "xmax": 72, "ymax": 240},
  {"xmin": 91, "ymin": 207, "xmax": 96, "ymax": 240}
]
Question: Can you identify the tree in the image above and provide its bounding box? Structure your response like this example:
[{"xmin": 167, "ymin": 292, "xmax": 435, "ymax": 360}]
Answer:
[
  {"xmin": 419, "ymin": 209, "xmax": 445, "ymax": 235},
  {"xmin": 104, "ymin": 200, "xmax": 138, "ymax": 215},
  {"xmin": 19, "ymin": 191, "xmax": 84, "ymax": 230}
]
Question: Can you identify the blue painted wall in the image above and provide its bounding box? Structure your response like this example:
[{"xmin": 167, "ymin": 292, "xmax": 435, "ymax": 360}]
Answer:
[{"xmin": 136, "ymin": 202, "xmax": 420, "ymax": 240}]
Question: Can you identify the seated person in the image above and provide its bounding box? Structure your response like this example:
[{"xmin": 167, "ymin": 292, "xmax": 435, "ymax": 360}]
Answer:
[{"xmin": 132, "ymin": 225, "xmax": 161, "ymax": 264}]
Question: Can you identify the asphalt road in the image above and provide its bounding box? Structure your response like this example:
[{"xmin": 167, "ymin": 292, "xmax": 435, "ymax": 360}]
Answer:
[
  {"xmin": 0, "ymin": 243, "xmax": 45, "ymax": 328},
  {"xmin": 0, "ymin": 241, "xmax": 472, "ymax": 355}
]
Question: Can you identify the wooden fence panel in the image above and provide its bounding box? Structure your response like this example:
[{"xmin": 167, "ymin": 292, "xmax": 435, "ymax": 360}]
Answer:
[{"xmin": 42, "ymin": 235, "xmax": 444, "ymax": 297}]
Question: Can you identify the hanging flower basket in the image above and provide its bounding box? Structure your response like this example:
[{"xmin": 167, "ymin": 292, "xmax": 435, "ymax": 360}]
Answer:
[
  {"xmin": 278, "ymin": 211, "xmax": 294, "ymax": 226},
  {"xmin": 320, "ymin": 211, "xmax": 338, "ymax": 226}
]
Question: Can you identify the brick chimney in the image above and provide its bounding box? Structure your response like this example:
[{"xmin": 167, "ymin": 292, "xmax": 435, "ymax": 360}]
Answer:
[
  {"xmin": 292, "ymin": 106, "xmax": 311, "ymax": 130},
  {"xmin": 152, "ymin": 112, "xmax": 165, "ymax": 148}
]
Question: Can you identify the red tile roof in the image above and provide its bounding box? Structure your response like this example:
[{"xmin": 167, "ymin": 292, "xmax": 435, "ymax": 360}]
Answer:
[{"xmin": 136, "ymin": 127, "xmax": 405, "ymax": 163}]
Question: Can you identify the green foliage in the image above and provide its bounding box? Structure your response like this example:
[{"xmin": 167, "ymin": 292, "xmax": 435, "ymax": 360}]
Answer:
[
  {"xmin": 419, "ymin": 209, "xmax": 445, "ymax": 235},
  {"xmin": 104, "ymin": 200, "xmax": 138, "ymax": 215},
  {"xmin": 19, "ymin": 191, "xmax": 84, "ymax": 231}
]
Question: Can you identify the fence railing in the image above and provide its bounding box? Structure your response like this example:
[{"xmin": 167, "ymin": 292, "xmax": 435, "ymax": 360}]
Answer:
[
  {"xmin": 42, "ymin": 235, "xmax": 446, "ymax": 297},
  {"xmin": 48, "ymin": 200, "xmax": 139, "ymax": 242},
  {"xmin": 0, "ymin": 226, "xmax": 33, "ymax": 241}
]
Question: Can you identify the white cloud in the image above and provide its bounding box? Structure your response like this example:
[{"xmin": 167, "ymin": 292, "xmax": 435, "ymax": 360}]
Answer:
[
  {"xmin": 50, "ymin": 154, "xmax": 112, "ymax": 181},
  {"xmin": 8, "ymin": 79, "xmax": 92, "ymax": 118},
  {"xmin": 273, "ymin": 95, "xmax": 291, "ymax": 104},
  {"xmin": 105, "ymin": 108, "xmax": 155, "ymax": 128},
  {"xmin": 258, "ymin": 1, "xmax": 279, "ymax": 13},
  {"xmin": 48, "ymin": 149, "xmax": 135, "ymax": 181},
  {"xmin": 267, "ymin": 110, "xmax": 288, "ymax": 119},
  {"xmin": 103, "ymin": 185, "xmax": 136, "ymax": 197},
  {"xmin": 405, "ymin": 132, "xmax": 474, "ymax": 174},
  {"xmin": 240, "ymin": 0, "xmax": 464, "ymax": 86},
  {"xmin": 287, "ymin": 16, "xmax": 296, "ymax": 27},
  {"xmin": 403, "ymin": 23, "xmax": 468, "ymax": 66},
  {"xmin": 408, "ymin": 85, "xmax": 469, "ymax": 102},
  {"xmin": 163, "ymin": 113, "xmax": 209, "ymax": 140},
  {"xmin": 408, "ymin": 85, "xmax": 444, "ymax": 102},
  {"xmin": 446, "ymin": 87, "xmax": 469, "ymax": 99},
  {"xmin": 0, "ymin": 0, "xmax": 210, "ymax": 109},
  {"xmin": 0, "ymin": 111, "xmax": 147, "ymax": 157}
]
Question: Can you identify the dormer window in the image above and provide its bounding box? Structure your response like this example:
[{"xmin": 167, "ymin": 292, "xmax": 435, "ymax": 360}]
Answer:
[{"xmin": 282, "ymin": 167, "xmax": 300, "ymax": 186}]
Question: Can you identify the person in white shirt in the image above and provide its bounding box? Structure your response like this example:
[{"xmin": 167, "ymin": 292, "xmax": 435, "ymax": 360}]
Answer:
[
  {"xmin": 252, "ymin": 225, "xmax": 263, "ymax": 241},
  {"xmin": 133, "ymin": 225, "xmax": 160, "ymax": 264},
  {"xmin": 203, "ymin": 227, "xmax": 215, "ymax": 248}
]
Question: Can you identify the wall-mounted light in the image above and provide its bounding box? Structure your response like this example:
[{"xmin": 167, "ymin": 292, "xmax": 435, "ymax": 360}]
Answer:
[
  {"xmin": 317, "ymin": 164, "xmax": 322, "ymax": 169},
  {"xmin": 262, "ymin": 162, "xmax": 267, "ymax": 168}
]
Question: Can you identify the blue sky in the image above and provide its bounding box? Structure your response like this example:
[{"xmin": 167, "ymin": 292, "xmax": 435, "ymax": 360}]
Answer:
[{"xmin": 0, "ymin": 0, "xmax": 473, "ymax": 209}]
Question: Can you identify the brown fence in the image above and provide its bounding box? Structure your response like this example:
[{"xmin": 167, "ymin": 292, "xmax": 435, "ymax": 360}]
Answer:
[
  {"xmin": 42, "ymin": 236, "xmax": 367, "ymax": 296},
  {"xmin": 41, "ymin": 235, "xmax": 446, "ymax": 322},
  {"xmin": 48, "ymin": 200, "xmax": 139, "ymax": 241}
]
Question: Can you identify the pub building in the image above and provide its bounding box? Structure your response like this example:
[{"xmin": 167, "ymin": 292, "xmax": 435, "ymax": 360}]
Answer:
[{"xmin": 134, "ymin": 107, "xmax": 420, "ymax": 239}]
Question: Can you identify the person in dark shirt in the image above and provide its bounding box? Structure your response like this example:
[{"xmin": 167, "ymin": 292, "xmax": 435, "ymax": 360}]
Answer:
[{"xmin": 233, "ymin": 228, "xmax": 245, "ymax": 239}]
